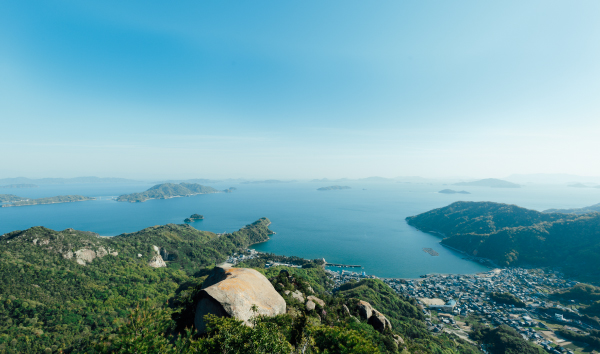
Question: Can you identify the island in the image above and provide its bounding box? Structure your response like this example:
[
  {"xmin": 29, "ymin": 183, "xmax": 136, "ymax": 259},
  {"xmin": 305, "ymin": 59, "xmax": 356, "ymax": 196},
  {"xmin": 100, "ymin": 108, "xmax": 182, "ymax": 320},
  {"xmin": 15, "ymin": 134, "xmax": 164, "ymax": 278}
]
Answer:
[
  {"xmin": 116, "ymin": 183, "xmax": 223, "ymax": 202},
  {"xmin": 406, "ymin": 201, "xmax": 600, "ymax": 283},
  {"xmin": 0, "ymin": 184, "xmax": 38, "ymax": 189},
  {"xmin": 0, "ymin": 194, "xmax": 26, "ymax": 203},
  {"xmin": 1, "ymin": 195, "xmax": 95, "ymax": 207},
  {"xmin": 184, "ymin": 214, "xmax": 204, "ymax": 222},
  {"xmin": 438, "ymin": 189, "xmax": 470, "ymax": 194},
  {"xmin": 317, "ymin": 185, "xmax": 351, "ymax": 191},
  {"xmin": 544, "ymin": 202, "xmax": 600, "ymax": 215},
  {"xmin": 453, "ymin": 178, "xmax": 520, "ymax": 188},
  {"xmin": 223, "ymin": 187, "xmax": 237, "ymax": 193}
]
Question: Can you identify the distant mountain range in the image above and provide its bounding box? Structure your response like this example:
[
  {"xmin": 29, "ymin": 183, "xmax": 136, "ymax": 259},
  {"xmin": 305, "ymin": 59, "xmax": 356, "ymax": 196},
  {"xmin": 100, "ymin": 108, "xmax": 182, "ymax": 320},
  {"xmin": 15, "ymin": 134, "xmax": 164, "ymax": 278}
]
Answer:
[
  {"xmin": 406, "ymin": 201, "xmax": 600, "ymax": 283},
  {"xmin": 504, "ymin": 173, "xmax": 600, "ymax": 185},
  {"xmin": 544, "ymin": 203, "xmax": 600, "ymax": 215},
  {"xmin": 0, "ymin": 177, "xmax": 143, "ymax": 185},
  {"xmin": 453, "ymin": 178, "xmax": 520, "ymax": 188}
]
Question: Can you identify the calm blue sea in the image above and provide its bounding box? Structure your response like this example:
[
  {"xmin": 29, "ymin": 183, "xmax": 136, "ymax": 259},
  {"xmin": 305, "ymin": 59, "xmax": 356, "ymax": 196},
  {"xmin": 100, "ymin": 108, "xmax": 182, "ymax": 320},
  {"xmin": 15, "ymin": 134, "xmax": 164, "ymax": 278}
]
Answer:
[{"xmin": 1, "ymin": 181, "xmax": 598, "ymax": 278}]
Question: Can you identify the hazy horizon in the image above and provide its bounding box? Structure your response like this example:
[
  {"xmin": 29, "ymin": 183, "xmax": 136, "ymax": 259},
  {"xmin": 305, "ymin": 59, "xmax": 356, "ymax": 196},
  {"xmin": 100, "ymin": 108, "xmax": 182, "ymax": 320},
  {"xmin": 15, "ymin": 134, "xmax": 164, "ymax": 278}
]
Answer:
[{"xmin": 2, "ymin": 1, "xmax": 599, "ymax": 179}]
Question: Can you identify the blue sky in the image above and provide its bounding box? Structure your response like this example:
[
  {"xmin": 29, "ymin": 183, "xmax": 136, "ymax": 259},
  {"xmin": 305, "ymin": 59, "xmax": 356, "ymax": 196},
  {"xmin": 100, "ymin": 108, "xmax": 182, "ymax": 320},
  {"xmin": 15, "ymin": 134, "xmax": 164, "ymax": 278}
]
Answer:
[{"xmin": 1, "ymin": 1, "xmax": 599, "ymax": 179}]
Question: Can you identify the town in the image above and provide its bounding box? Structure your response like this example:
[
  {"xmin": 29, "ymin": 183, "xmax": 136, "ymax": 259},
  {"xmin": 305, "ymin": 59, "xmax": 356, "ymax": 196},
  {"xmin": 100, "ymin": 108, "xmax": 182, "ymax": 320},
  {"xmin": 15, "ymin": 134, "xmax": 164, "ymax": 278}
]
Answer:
[{"xmin": 327, "ymin": 266, "xmax": 596, "ymax": 354}]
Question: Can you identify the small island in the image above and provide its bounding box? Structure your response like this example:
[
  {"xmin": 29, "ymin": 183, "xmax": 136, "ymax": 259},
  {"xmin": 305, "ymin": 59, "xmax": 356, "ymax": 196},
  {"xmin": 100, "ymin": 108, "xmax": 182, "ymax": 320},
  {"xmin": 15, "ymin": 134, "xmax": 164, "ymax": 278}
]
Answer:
[
  {"xmin": 317, "ymin": 185, "xmax": 351, "ymax": 191},
  {"xmin": 1, "ymin": 195, "xmax": 95, "ymax": 207},
  {"xmin": 0, "ymin": 184, "xmax": 38, "ymax": 189},
  {"xmin": 438, "ymin": 189, "xmax": 470, "ymax": 194},
  {"xmin": 223, "ymin": 187, "xmax": 237, "ymax": 193},
  {"xmin": 116, "ymin": 183, "xmax": 222, "ymax": 203},
  {"xmin": 184, "ymin": 214, "xmax": 204, "ymax": 223}
]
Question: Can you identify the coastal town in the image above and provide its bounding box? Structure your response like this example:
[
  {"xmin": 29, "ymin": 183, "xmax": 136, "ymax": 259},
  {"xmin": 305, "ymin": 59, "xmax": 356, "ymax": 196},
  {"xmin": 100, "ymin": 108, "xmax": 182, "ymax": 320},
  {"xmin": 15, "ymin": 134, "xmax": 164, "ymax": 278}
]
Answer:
[
  {"xmin": 327, "ymin": 266, "xmax": 596, "ymax": 354},
  {"xmin": 227, "ymin": 248, "xmax": 598, "ymax": 353}
]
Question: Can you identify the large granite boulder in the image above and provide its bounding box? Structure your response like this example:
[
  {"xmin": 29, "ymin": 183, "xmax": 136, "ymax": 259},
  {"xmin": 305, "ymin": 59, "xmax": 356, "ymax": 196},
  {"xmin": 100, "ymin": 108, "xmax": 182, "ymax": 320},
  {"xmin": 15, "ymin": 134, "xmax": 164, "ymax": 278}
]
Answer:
[
  {"xmin": 195, "ymin": 264, "xmax": 286, "ymax": 333},
  {"xmin": 358, "ymin": 300, "xmax": 373, "ymax": 320},
  {"xmin": 368, "ymin": 309, "xmax": 391, "ymax": 332},
  {"xmin": 357, "ymin": 300, "xmax": 392, "ymax": 333}
]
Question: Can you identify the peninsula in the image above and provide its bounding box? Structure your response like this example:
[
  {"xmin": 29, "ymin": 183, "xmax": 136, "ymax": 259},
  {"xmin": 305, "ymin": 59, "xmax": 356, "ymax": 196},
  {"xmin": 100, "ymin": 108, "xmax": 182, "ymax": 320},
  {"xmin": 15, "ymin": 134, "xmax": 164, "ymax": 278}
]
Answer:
[
  {"xmin": 0, "ymin": 184, "xmax": 38, "ymax": 188},
  {"xmin": 116, "ymin": 183, "xmax": 224, "ymax": 202},
  {"xmin": 453, "ymin": 178, "xmax": 520, "ymax": 188},
  {"xmin": 406, "ymin": 201, "xmax": 600, "ymax": 283},
  {"xmin": 317, "ymin": 185, "xmax": 351, "ymax": 191},
  {"xmin": 438, "ymin": 189, "xmax": 470, "ymax": 194},
  {"xmin": 0, "ymin": 194, "xmax": 26, "ymax": 203},
  {"xmin": 1, "ymin": 195, "xmax": 94, "ymax": 207},
  {"xmin": 184, "ymin": 214, "xmax": 204, "ymax": 222}
]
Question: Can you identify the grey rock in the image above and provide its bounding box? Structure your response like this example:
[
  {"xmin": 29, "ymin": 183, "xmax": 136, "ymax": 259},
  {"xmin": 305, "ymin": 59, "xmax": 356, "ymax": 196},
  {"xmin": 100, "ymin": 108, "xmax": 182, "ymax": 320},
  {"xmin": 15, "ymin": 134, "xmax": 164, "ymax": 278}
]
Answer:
[
  {"xmin": 306, "ymin": 300, "xmax": 316, "ymax": 311},
  {"xmin": 307, "ymin": 295, "xmax": 324, "ymax": 307},
  {"xmin": 195, "ymin": 264, "xmax": 286, "ymax": 333},
  {"xmin": 358, "ymin": 300, "xmax": 373, "ymax": 320}
]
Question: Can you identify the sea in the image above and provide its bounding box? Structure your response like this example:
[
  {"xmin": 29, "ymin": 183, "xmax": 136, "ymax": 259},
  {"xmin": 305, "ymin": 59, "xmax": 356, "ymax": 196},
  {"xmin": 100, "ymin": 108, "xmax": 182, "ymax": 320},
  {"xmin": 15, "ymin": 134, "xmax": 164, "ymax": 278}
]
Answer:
[{"xmin": 1, "ymin": 181, "xmax": 598, "ymax": 279}]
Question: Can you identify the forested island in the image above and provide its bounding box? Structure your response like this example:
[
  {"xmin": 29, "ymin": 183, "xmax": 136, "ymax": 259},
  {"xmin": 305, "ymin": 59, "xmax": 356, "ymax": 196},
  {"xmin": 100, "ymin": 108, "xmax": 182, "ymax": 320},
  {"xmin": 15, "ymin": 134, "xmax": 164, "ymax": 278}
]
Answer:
[
  {"xmin": 317, "ymin": 185, "xmax": 351, "ymax": 191},
  {"xmin": 406, "ymin": 201, "xmax": 600, "ymax": 283},
  {"xmin": 184, "ymin": 213, "xmax": 204, "ymax": 222},
  {"xmin": 116, "ymin": 183, "xmax": 226, "ymax": 202},
  {"xmin": 0, "ymin": 184, "xmax": 38, "ymax": 189},
  {"xmin": 453, "ymin": 178, "xmax": 520, "ymax": 188},
  {"xmin": 1, "ymin": 195, "xmax": 94, "ymax": 207},
  {"xmin": 0, "ymin": 218, "xmax": 481, "ymax": 354},
  {"xmin": 0, "ymin": 194, "xmax": 25, "ymax": 203},
  {"xmin": 438, "ymin": 189, "xmax": 470, "ymax": 194}
]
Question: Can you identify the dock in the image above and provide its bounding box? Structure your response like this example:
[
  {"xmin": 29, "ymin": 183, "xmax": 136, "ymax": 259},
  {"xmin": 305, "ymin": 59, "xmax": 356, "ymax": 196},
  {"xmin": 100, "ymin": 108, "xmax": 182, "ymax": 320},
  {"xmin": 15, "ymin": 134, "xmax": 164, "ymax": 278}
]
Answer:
[{"xmin": 326, "ymin": 263, "xmax": 362, "ymax": 268}]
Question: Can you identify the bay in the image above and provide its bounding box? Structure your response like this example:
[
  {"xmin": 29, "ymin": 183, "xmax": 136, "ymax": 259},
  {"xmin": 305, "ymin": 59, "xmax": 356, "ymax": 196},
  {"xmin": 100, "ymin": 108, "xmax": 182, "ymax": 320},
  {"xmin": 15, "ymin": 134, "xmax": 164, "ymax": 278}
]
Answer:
[{"xmin": 1, "ymin": 181, "xmax": 598, "ymax": 278}]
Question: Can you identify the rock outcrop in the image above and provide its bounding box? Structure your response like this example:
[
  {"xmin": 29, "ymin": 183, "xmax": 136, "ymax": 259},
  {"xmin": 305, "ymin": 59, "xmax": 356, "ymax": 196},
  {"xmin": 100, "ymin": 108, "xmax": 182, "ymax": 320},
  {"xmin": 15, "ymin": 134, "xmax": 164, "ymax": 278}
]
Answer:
[
  {"xmin": 194, "ymin": 264, "xmax": 286, "ymax": 333},
  {"xmin": 307, "ymin": 295, "xmax": 325, "ymax": 307},
  {"xmin": 284, "ymin": 289, "xmax": 305, "ymax": 302},
  {"xmin": 357, "ymin": 300, "xmax": 392, "ymax": 332},
  {"xmin": 148, "ymin": 245, "xmax": 167, "ymax": 268}
]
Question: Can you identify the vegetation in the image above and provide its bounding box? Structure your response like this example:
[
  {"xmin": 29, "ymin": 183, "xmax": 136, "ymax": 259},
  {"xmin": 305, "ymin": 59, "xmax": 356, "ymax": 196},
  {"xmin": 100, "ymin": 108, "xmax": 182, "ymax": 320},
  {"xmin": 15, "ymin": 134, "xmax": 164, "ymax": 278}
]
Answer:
[
  {"xmin": 0, "ymin": 217, "xmax": 482, "ymax": 353},
  {"xmin": 406, "ymin": 201, "xmax": 600, "ymax": 283},
  {"xmin": 0, "ymin": 195, "xmax": 24, "ymax": 203},
  {"xmin": 0, "ymin": 219, "xmax": 272, "ymax": 353},
  {"xmin": 489, "ymin": 292, "xmax": 525, "ymax": 307},
  {"xmin": 184, "ymin": 214, "xmax": 204, "ymax": 223},
  {"xmin": 317, "ymin": 186, "xmax": 351, "ymax": 191},
  {"xmin": 116, "ymin": 183, "xmax": 222, "ymax": 202},
  {"xmin": 470, "ymin": 324, "xmax": 544, "ymax": 354},
  {"xmin": 1, "ymin": 195, "xmax": 94, "ymax": 207},
  {"xmin": 556, "ymin": 328, "xmax": 600, "ymax": 349},
  {"xmin": 453, "ymin": 178, "xmax": 520, "ymax": 188}
]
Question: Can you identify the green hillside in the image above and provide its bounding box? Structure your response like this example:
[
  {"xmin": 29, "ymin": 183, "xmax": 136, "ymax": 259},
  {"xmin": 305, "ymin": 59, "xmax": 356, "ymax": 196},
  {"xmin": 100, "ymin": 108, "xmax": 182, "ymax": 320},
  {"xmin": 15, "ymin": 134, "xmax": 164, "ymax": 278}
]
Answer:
[
  {"xmin": 406, "ymin": 201, "xmax": 600, "ymax": 283},
  {"xmin": 116, "ymin": 183, "xmax": 222, "ymax": 202}
]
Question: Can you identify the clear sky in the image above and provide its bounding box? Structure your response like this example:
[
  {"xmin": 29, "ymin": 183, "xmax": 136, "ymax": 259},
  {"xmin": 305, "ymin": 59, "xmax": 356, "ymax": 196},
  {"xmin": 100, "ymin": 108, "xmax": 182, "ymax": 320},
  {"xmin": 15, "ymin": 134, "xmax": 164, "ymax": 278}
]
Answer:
[{"xmin": 1, "ymin": 1, "xmax": 599, "ymax": 179}]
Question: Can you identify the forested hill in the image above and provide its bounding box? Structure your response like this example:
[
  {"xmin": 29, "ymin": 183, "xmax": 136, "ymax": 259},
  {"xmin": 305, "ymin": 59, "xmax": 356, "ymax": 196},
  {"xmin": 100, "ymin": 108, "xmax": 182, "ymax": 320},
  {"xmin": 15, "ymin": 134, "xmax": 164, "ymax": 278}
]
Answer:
[
  {"xmin": 544, "ymin": 202, "xmax": 600, "ymax": 215},
  {"xmin": 0, "ymin": 219, "xmax": 273, "ymax": 353},
  {"xmin": 116, "ymin": 183, "xmax": 224, "ymax": 202},
  {"xmin": 406, "ymin": 201, "xmax": 600, "ymax": 283}
]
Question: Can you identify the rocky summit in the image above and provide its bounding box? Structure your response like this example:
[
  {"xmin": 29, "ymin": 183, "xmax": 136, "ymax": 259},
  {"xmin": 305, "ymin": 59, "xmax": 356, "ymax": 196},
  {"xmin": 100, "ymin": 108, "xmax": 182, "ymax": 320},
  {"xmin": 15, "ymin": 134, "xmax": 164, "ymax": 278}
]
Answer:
[{"xmin": 194, "ymin": 263, "xmax": 286, "ymax": 333}]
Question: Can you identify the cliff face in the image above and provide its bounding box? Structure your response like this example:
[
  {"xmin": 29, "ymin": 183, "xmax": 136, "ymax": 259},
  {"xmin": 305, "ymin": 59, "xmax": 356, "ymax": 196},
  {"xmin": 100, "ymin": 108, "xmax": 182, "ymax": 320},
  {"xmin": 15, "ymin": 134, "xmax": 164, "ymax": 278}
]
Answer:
[{"xmin": 406, "ymin": 201, "xmax": 600, "ymax": 283}]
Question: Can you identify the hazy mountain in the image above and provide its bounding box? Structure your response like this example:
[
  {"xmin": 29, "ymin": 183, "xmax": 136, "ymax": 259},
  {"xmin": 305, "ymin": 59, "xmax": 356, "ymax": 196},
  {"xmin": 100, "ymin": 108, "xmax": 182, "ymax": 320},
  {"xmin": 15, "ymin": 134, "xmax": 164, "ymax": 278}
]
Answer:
[
  {"xmin": 0, "ymin": 176, "xmax": 142, "ymax": 185},
  {"xmin": 505, "ymin": 173, "xmax": 600, "ymax": 185},
  {"xmin": 453, "ymin": 178, "xmax": 520, "ymax": 188}
]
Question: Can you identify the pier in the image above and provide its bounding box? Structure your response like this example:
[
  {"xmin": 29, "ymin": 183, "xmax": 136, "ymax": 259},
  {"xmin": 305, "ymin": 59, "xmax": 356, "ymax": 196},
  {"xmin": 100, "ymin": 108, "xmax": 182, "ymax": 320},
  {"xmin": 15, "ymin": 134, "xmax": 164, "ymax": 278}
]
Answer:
[{"xmin": 326, "ymin": 263, "xmax": 362, "ymax": 268}]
